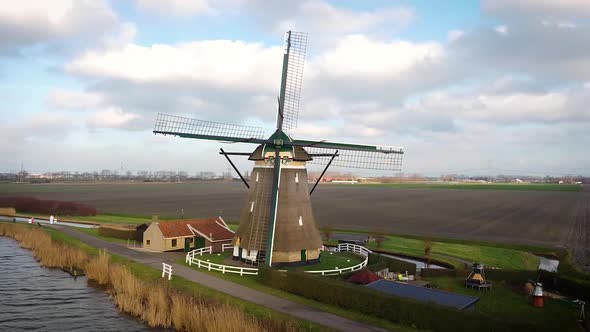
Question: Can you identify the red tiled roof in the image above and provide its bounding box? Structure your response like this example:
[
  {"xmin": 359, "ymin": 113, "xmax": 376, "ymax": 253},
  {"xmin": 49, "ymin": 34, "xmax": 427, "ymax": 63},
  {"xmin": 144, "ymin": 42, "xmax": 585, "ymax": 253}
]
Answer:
[{"xmin": 156, "ymin": 217, "xmax": 234, "ymax": 241}]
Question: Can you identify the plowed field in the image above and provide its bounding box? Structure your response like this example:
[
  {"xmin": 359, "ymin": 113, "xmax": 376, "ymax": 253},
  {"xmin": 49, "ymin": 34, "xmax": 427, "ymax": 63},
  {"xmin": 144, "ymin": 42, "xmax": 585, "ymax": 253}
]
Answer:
[{"xmin": 0, "ymin": 182, "xmax": 585, "ymax": 250}]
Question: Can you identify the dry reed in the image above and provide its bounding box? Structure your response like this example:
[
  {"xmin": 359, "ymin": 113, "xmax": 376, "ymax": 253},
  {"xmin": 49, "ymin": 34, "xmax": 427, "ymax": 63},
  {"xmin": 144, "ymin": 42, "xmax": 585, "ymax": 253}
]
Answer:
[
  {"xmin": 85, "ymin": 249, "xmax": 110, "ymax": 285},
  {"xmin": 1, "ymin": 223, "xmax": 299, "ymax": 332}
]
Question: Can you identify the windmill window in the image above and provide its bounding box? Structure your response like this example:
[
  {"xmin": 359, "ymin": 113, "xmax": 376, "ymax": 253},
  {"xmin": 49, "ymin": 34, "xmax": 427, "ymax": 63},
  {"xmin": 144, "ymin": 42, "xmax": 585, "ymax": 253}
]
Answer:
[
  {"xmin": 298, "ymin": 216, "xmax": 303, "ymax": 226},
  {"xmin": 255, "ymin": 172, "xmax": 259, "ymax": 182},
  {"xmin": 295, "ymin": 173, "xmax": 299, "ymax": 183},
  {"xmin": 250, "ymin": 201, "xmax": 255, "ymax": 212}
]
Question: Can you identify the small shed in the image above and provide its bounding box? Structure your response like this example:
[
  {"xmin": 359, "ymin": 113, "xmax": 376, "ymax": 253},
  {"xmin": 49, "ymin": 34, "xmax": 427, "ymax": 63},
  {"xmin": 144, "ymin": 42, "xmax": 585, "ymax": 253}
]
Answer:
[
  {"xmin": 366, "ymin": 280, "xmax": 479, "ymax": 310},
  {"xmin": 143, "ymin": 217, "xmax": 234, "ymax": 252}
]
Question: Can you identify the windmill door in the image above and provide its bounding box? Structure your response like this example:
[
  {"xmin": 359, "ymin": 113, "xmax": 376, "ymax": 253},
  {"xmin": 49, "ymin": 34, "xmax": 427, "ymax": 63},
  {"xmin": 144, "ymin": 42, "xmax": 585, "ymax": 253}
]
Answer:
[
  {"xmin": 301, "ymin": 249, "xmax": 307, "ymax": 262},
  {"xmin": 194, "ymin": 237, "xmax": 206, "ymax": 249}
]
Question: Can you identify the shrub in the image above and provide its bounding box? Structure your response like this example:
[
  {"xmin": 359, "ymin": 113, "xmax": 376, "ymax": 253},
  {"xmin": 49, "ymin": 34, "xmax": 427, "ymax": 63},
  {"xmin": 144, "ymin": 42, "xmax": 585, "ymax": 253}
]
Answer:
[
  {"xmin": 367, "ymin": 252, "xmax": 417, "ymax": 275},
  {"xmin": 258, "ymin": 267, "xmax": 562, "ymax": 332},
  {"xmin": 98, "ymin": 225, "xmax": 136, "ymax": 240},
  {"xmin": 0, "ymin": 196, "xmax": 97, "ymax": 216}
]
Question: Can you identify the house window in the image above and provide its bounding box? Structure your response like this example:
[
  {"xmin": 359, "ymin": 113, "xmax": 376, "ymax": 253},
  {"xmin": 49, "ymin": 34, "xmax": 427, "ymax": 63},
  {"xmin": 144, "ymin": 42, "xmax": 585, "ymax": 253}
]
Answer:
[
  {"xmin": 146, "ymin": 240, "xmax": 151, "ymax": 246},
  {"xmin": 172, "ymin": 239, "xmax": 177, "ymax": 247}
]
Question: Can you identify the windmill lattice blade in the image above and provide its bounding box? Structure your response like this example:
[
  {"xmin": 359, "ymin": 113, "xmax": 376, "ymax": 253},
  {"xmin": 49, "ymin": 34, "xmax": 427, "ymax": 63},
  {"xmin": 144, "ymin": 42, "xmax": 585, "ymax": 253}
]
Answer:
[
  {"xmin": 306, "ymin": 147, "xmax": 404, "ymax": 171},
  {"xmin": 282, "ymin": 31, "xmax": 307, "ymax": 131},
  {"xmin": 153, "ymin": 113, "xmax": 265, "ymax": 141}
]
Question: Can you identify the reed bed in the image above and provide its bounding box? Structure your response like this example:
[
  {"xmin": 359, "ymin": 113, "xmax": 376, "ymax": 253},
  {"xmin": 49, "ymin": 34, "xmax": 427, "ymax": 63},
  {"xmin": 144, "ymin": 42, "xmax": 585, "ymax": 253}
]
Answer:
[{"xmin": 0, "ymin": 223, "xmax": 300, "ymax": 332}]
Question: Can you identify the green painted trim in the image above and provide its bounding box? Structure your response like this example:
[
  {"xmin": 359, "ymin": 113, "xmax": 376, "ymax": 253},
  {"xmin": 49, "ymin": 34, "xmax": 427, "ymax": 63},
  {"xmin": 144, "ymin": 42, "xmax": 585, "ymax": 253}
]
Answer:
[
  {"xmin": 154, "ymin": 131, "xmax": 269, "ymax": 145},
  {"xmin": 289, "ymin": 140, "xmax": 403, "ymax": 153}
]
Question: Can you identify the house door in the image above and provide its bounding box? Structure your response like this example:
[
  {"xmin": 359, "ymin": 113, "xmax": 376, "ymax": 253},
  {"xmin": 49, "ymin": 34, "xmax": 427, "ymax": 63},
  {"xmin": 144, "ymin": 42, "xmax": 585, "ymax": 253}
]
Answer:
[
  {"xmin": 301, "ymin": 249, "xmax": 307, "ymax": 262},
  {"xmin": 184, "ymin": 238, "xmax": 191, "ymax": 252},
  {"xmin": 194, "ymin": 237, "xmax": 205, "ymax": 249}
]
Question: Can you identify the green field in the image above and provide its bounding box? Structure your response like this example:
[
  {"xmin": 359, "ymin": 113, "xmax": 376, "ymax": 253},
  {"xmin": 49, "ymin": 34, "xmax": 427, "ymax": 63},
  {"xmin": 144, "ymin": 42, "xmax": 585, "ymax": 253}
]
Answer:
[
  {"xmin": 359, "ymin": 182, "xmax": 582, "ymax": 192},
  {"xmin": 366, "ymin": 235, "xmax": 540, "ymax": 270}
]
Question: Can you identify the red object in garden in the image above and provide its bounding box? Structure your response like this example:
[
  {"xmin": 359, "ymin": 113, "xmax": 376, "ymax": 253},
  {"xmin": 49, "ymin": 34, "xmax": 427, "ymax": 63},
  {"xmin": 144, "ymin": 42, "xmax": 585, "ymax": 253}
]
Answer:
[
  {"xmin": 348, "ymin": 270, "xmax": 382, "ymax": 285},
  {"xmin": 533, "ymin": 282, "xmax": 544, "ymax": 308}
]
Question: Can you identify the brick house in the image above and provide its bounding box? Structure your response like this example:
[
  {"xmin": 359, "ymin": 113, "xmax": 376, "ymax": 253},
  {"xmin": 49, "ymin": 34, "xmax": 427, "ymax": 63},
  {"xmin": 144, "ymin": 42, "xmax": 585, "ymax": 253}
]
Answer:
[{"xmin": 143, "ymin": 217, "xmax": 234, "ymax": 252}]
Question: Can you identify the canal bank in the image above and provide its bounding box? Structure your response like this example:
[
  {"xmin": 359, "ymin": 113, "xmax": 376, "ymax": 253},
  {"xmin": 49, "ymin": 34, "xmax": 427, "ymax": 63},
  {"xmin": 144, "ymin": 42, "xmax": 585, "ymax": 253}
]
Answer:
[
  {"xmin": 0, "ymin": 236, "xmax": 154, "ymax": 331},
  {"xmin": 1, "ymin": 222, "xmax": 389, "ymax": 332}
]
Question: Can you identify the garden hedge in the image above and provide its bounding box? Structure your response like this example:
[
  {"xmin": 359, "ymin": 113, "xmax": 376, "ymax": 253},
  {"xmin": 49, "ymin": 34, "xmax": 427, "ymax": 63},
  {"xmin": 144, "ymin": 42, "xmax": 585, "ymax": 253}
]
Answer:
[
  {"xmin": 258, "ymin": 268, "xmax": 561, "ymax": 332},
  {"xmin": 367, "ymin": 252, "xmax": 417, "ymax": 275},
  {"xmin": 98, "ymin": 225, "xmax": 137, "ymax": 241},
  {"xmin": 0, "ymin": 196, "xmax": 96, "ymax": 216}
]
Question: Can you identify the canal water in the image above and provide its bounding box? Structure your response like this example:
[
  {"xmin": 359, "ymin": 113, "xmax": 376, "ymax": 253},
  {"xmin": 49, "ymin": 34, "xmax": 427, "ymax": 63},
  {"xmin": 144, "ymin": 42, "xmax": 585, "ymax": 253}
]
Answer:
[{"xmin": 0, "ymin": 236, "xmax": 152, "ymax": 331}]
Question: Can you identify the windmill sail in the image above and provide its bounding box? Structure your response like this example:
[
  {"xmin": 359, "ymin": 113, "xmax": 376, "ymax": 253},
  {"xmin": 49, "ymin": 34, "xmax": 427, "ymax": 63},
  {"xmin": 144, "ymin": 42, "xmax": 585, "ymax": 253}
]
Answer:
[
  {"xmin": 305, "ymin": 147, "xmax": 403, "ymax": 171},
  {"xmin": 153, "ymin": 113, "xmax": 267, "ymax": 144},
  {"xmin": 289, "ymin": 140, "xmax": 404, "ymax": 171},
  {"xmin": 279, "ymin": 31, "xmax": 307, "ymax": 131}
]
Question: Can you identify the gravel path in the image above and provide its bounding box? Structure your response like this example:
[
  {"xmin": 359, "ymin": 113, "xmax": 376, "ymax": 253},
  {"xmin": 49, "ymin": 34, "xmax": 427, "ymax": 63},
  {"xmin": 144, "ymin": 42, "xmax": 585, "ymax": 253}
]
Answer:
[{"xmin": 53, "ymin": 225, "xmax": 391, "ymax": 332}]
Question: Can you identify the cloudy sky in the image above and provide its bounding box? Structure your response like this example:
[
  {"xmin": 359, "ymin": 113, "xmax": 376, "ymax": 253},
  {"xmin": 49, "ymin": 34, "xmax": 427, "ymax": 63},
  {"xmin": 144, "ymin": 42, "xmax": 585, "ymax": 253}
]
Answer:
[{"xmin": 1, "ymin": 0, "xmax": 589, "ymax": 176}]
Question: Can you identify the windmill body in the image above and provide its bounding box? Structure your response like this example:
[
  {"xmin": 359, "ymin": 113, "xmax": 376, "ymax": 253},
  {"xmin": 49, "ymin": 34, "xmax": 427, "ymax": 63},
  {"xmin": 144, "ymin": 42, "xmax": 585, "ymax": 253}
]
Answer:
[
  {"xmin": 153, "ymin": 31, "xmax": 404, "ymax": 267},
  {"xmin": 232, "ymin": 133, "xmax": 322, "ymax": 266}
]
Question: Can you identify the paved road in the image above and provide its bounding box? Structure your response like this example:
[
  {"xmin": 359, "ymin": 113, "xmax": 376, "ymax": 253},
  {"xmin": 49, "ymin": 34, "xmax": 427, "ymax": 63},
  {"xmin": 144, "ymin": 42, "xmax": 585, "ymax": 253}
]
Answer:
[{"xmin": 54, "ymin": 225, "xmax": 390, "ymax": 332}]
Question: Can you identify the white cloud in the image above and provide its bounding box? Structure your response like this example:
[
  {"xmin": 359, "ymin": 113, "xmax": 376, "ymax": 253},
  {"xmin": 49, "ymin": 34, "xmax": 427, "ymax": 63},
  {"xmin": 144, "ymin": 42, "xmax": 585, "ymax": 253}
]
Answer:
[
  {"xmin": 47, "ymin": 89, "xmax": 103, "ymax": 110},
  {"xmin": 311, "ymin": 34, "xmax": 444, "ymax": 80},
  {"xmin": 66, "ymin": 41, "xmax": 283, "ymax": 92},
  {"xmin": 494, "ymin": 25, "xmax": 508, "ymax": 35},
  {"xmin": 0, "ymin": 0, "xmax": 118, "ymax": 52},
  {"xmin": 483, "ymin": 0, "xmax": 590, "ymax": 19},
  {"xmin": 135, "ymin": 0, "xmax": 213, "ymax": 16},
  {"xmin": 87, "ymin": 108, "xmax": 141, "ymax": 129},
  {"xmin": 286, "ymin": 1, "xmax": 414, "ymax": 34},
  {"xmin": 447, "ymin": 30, "xmax": 465, "ymax": 42}
]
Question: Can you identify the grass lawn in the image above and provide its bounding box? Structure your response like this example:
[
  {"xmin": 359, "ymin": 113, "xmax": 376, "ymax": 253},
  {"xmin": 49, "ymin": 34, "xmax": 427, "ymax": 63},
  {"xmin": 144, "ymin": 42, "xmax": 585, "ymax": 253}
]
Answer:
[
  {"xmin": 194, "ymin": 251, "xmax": 365, "ymax": 272},
  {"xmin": 287, "ymin": 252, "xmax": 364, "ymax": 272},
  {"xmin": 38, "ymin": 226, "xmax": 330, "ymax": 332},
  {"xmin": 358, "ymin": 182, "xmax": 582, "ymax": 192},
  {"xmin": 424, "ymin": 276, "xmax": 578, "ymax": 329},
  {"xmin": 367, "ymin": 235, "xmax": 540, "ymax": 270}
]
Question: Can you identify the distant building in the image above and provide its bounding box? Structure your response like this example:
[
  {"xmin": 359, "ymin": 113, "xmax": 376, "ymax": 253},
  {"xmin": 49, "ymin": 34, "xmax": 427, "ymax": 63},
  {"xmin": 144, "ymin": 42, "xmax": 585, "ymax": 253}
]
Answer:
[{"xmin": 143, "ymin": 217, "xmax": 234, "ymax": 252}]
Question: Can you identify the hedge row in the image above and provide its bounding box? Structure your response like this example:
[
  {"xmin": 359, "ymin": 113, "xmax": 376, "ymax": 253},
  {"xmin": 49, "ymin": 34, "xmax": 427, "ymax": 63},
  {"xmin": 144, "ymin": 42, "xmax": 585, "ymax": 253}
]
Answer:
[
  {"xmin": 98, "ymin": 226, "xmax": 139, "ymax": 241},
  {"xmin": 367, "ymin": 252, "xmax": 417, "ymax": 275},
  {"xmin": 0, "ymin": 196, "xmax": 96, "ymax": 216},
  {"xmin": 258, "ymin": 268, "xmax": 559, "ymax": 332}
]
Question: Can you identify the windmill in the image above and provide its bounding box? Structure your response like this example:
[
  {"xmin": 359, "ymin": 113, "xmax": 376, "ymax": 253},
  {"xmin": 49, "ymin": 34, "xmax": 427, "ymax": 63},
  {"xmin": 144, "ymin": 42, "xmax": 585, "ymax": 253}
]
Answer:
[{"xmin": 153, "ymin": 31, "xmax": 404, "ymax": 267}]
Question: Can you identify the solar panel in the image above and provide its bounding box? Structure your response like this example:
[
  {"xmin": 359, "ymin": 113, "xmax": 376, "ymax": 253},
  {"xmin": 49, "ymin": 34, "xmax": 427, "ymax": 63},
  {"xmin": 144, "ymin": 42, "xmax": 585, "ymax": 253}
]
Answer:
[{"xmin": 366, "ymin": 280, "xmax": 479, "ymax": 310}]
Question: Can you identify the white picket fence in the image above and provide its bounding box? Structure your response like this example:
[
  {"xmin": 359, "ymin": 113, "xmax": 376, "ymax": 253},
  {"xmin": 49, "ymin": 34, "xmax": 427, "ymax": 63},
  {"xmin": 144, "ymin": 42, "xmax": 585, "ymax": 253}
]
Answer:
[
  {"xmin": 336, "ymin": 243, "xmax": 372, "ymax": 257},
  {"xmin": 305, "ymin": 243, "xmax": 372, "ymax": 276},
  {"xmin": 161, "ymin": 263, "xmax": 173, "ymax": 280},
  {"xmin": 184, "ymin": 243, "xmax": 372, "ymax": 277},
  {"xmin": 185, "ymin": 246, "xmax": 258, "ymax": 276},
  {"xmin": 222, "ymin": 243, "xmax": 233, "ymax": 251}
]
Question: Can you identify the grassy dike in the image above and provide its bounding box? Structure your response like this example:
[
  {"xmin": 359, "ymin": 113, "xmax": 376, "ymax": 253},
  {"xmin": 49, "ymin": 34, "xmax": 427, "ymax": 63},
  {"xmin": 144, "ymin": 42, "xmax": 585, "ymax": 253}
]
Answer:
[{"xmin": 0, "ymin": 222, "xmax": 327, "ymax": 332}]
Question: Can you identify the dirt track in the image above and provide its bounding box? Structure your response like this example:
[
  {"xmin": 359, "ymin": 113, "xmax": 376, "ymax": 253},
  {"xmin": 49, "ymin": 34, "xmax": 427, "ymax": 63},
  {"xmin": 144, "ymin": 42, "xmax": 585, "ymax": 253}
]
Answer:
[{"xmin": 0, "ymin": 182, "xmax": 585, "ymax": 250}]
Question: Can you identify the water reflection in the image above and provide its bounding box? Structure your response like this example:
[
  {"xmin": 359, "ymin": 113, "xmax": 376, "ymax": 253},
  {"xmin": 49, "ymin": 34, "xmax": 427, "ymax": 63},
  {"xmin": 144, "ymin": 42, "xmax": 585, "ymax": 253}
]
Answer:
[{"xmin": 0, "ymin": 237, "xmax": 153, "ymax": 331}]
